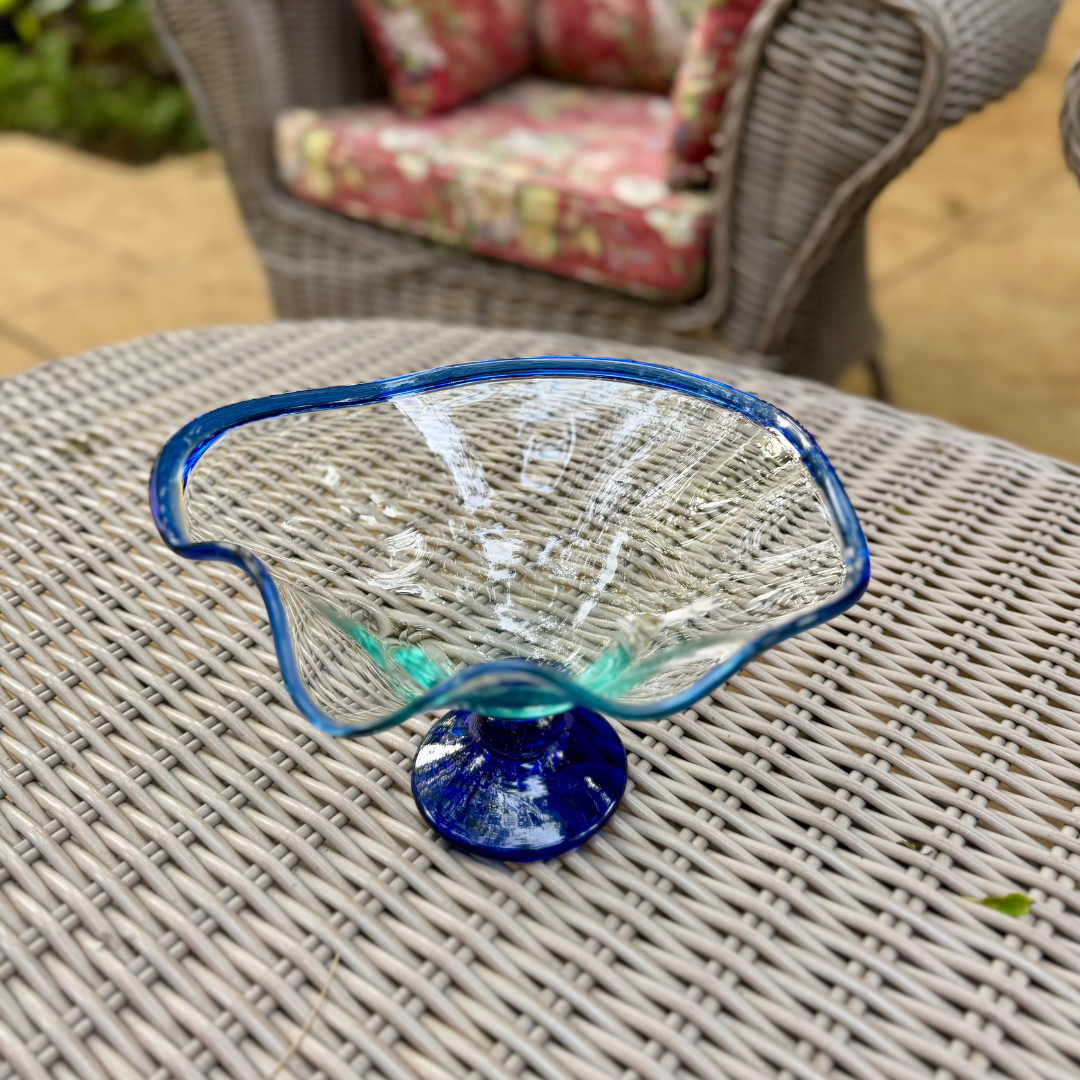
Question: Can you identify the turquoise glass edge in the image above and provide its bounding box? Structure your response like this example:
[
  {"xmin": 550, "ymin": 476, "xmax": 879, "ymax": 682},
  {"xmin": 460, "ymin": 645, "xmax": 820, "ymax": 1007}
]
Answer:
[{"xmin": 149, "ymin": 356, "xmax": 871, "ymax": 736}]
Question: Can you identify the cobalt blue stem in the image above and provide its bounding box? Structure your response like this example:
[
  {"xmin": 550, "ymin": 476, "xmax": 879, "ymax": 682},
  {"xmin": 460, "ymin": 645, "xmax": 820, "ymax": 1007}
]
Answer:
[{"xmin": 411, "ymin": 708, "xmax": 629, "ymax": 861}]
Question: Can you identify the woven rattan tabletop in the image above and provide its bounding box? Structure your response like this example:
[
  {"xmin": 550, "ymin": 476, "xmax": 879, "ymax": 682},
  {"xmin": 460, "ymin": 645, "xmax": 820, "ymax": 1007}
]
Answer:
[{"xmin": 2, "ymin": 319, "xmax": 1080, "ymax": 1080}]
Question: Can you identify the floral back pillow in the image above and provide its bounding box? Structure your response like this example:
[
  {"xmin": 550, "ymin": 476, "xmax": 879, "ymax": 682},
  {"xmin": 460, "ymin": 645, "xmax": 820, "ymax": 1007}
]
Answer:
[
  {"xmin": 354, "ymin": 0, "xmax": 532, "ymax": 117},
  {"xmin": 669, "ymin": 0, "xmax": 765, "ymax": 186},
  {"xmin": 534, "ymin": 0, "xmax": 708, "ymax": 94}
]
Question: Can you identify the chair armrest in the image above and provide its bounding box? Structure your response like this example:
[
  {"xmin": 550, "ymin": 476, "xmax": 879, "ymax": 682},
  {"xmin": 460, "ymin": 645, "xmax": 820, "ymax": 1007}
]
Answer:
[
  {"xmin": 677, "ymin": 0, "xmax": 1059, "ymax": 357},
  {"xmin": 151, "ymin": 0, "xmax": 383, "ymax": 226},
  {"xmin": 1065, "ymin": 53, "xmax": 1080, "ymax": 184}
]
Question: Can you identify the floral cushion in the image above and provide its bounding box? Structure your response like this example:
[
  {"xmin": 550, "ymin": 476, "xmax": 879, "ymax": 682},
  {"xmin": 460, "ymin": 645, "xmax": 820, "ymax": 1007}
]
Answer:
[
  {"xmin": 276, "ymin": 78, "xmax": 715, "ymax": 302},
  {"xmin": 353, "ymin": 0, "xmax": 532, "ymax": 117},
  {"xmin": 534, "ymin": 0, "xmax": 707, "ymax": 94},
  {"xmin": 669, "ymin": 0, "xmax": 764, "ymax": 185}
]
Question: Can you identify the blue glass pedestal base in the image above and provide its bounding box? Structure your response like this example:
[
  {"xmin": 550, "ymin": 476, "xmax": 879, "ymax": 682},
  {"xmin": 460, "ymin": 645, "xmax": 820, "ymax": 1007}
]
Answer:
[{"xmin": 411, "ymin": 707, "xmax": 628, "ymax": 861}]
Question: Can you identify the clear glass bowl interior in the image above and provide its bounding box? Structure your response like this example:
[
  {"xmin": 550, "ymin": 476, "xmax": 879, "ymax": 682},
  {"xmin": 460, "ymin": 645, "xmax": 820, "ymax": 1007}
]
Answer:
[{"xmin": 183, "ymin": 376, "xmax": 848, "ymax": 728}]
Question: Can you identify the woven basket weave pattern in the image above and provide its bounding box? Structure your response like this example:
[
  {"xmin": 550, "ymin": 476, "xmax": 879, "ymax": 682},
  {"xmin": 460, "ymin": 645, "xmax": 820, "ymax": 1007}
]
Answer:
[{"xmin": 2, "ymin": 320, "xmax": 1080, "ymax": 1079}]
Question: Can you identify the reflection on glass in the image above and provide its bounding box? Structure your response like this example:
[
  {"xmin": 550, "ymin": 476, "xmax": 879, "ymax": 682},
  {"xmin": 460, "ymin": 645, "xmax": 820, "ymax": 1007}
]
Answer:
[{"xmin": 185, "ymin": 378, "xmax": 847, "ymax": 726}]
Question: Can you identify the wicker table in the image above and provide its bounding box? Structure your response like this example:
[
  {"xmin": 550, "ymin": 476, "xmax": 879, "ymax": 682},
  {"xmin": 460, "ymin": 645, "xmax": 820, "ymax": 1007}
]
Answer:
[{"xmin": 2, "ymin": 319, "xmax": 1080, "ymax": 1080}]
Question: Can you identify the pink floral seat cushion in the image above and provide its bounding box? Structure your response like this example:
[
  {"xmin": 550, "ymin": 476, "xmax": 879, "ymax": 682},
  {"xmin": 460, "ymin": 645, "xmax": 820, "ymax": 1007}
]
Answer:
[{"xmin": 276, "ymin": 79, "xmax": 715, "ymax": 302}]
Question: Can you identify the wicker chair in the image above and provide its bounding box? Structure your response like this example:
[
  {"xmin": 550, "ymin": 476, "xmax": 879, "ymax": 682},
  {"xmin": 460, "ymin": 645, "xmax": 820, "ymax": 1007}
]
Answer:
[
  {"xmin": 153, "ymin": 0, "xmax": 1059, "ymax": 384},
  {"xmin": 1065, "ymin": 51, "xmax": 1080, "ymax": 183}
]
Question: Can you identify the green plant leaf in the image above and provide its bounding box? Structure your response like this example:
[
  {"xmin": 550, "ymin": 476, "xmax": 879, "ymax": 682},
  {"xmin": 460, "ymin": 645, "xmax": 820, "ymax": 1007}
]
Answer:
[
  {"xmin": 898, "ymin": 840, "xmax": 925, "ymax": 852},
  {"xmin": 0, "ymin": 0, "xmax": 206, "ymax": 161},
  {"xmin": 968, "ymin": 893, "xmax": 1031, "ymax": 917},
  {"xmin": 13, "ymin": 8, "xmax": 41, "ymax": 39},
  {"xmin": 32, "ymin": 0, "xmax": 78, "ymax": 18}
]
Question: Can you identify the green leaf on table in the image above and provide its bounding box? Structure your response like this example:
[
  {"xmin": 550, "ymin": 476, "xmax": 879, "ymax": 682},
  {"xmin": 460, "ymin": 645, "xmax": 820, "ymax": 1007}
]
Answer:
[{"xmin": 967, "ymin": 893, "xmax": 1031, "ymax": 917}]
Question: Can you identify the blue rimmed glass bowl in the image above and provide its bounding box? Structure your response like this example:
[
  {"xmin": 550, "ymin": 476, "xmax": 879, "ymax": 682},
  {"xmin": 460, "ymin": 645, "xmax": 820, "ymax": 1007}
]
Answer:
[{"xmin": 151, "ymin": 357, "xmax": 869, "ymax": 860}]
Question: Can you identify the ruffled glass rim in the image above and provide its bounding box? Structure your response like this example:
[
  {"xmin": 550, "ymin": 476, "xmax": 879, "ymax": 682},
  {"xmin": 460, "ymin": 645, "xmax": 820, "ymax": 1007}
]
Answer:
[{"xmin": 150, "ymin": 356, "xmax": 871, "ymax": 735}]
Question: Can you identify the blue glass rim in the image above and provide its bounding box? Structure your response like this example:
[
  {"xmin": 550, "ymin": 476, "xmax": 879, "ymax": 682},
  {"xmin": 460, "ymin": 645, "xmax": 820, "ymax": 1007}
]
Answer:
[{"xmin": 150, "ymin": 356, "xmax": 871, "ymax": 735}]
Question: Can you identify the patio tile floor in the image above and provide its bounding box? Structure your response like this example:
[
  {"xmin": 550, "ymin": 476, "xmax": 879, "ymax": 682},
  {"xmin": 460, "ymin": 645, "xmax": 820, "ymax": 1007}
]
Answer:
[
  {"xmin": 0, "ymin": 138, "xmax": 271, "ymax": 366},
  {"xmin": 1, "ymin": 0, "xmax": 1079, "ymax": 459}
]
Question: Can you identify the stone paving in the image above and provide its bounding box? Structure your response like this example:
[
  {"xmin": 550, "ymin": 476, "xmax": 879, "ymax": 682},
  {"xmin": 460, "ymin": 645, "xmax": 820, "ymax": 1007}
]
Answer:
[
  {"xmin": 1, "ymin": 0, "xmax": 1079, "ymax": 459},
  {"xmin": 0, "ymin": 140, "xmax": 270, "ymax": 371}
]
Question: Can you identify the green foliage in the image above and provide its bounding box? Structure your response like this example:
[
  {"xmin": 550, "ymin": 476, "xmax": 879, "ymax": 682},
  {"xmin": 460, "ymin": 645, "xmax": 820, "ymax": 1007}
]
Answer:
[
  {"xmin": 968, "ymin": 893, "xmax": 1032, "ymax": 918},
  {"xmin": 0, "ymin": 0, "xmax": 206, "ymax": 162}
]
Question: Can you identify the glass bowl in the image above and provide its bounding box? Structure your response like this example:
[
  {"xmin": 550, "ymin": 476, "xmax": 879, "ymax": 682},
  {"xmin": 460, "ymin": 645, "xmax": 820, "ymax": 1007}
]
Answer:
[{"xmin": 151, "ymin": 357, "xmax": 868, "ymax": 860}]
